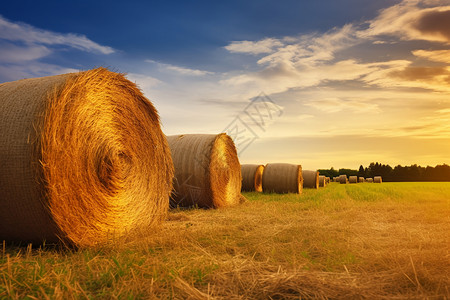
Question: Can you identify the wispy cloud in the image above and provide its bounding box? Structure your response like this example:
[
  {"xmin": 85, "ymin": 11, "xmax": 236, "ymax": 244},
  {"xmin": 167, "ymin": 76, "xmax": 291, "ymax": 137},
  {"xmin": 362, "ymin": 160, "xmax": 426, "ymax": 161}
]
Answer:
[
  {"xmin": 224, "ymin": 38, "xmax": 283, "ymax": 55},
  {"xmin": 0, "ymin": 15, "xmax": 114, "ymax": 54},
  {"xmin": 362, "ymin": 2, "xmax": 450, "ymax": 43},
  {"xmin": 145, "ymin": 59, "xmax": 214, "ymax": 76},
  {"xmin": 305, "ymin": 97, "xmax": 381, "ymax": 114},
  {"xmin": 413, "ymin": 49, "xmax": 450, "ymax": 63}
]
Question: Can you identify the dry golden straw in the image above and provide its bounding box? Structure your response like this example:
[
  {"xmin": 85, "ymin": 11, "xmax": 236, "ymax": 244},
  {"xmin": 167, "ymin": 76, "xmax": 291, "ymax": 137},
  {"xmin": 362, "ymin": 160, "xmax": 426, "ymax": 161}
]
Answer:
[
  {"xmin": 262, "ymin": 163, "xmax": 303, "ymax": 194},
  {"xmin": 302, "ymin": 170, "xmax": 319, "ymax": 189},
  {"xmin": 166, "ymin": 133, "xmax": 242, "ymax": 208},
  {"xmin": 241, "ymin": 164, "xmax": 264, "ymax": 192},
  {"xmin": 339, "ymin": 174, "xmax": 348, "ymax": 184},
  {"xmin": 349, "ymin": 176, "xmax": 358, "ymax": 184},
  {"xmin": 319, "ymin": 175, "xmax": 327, "ymax": 187},
  {"xmin": 0, "ymin": 68, "xmax": 174, "ymax": 247},
  {"xmin": 374, "ymin": 176, "xmax": 383, "ymax": 183}
]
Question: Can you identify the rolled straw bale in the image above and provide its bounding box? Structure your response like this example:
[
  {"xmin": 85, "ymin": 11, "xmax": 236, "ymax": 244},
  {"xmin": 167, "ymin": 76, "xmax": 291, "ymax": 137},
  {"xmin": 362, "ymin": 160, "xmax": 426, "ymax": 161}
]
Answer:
[
  {"xmin": 325, "ymin": 177, "xmax": 330, "ymax": 184},
  {"xmin": 367, "ymin": 178, "xmax": 374, "ymax": 183},
  {"xmin": 241, "ymin": 164, "xmax": 264, "ymax": 192},
  {"xmin": 374, "ymin": 176, "xmax": 383, "ymax": 183},
  {"xmin": 333, "ymin": 177, "xmax": 338, "ymax": 182},
  {"xmin": 262, "ymin": 163, "xmax": 303, "ymax": 194},
  {"xmin": 319, "ymin": 175, "xmax": 327, "ymax": 187},
  {"xmin": 302, "ymin": 170, "xmax": 319, "ymax": 189},
  {"xmin": 0, "ymin": 68, "xmax": 174, "ymax": 247},
  {"xmin": 349, "ymin": 176, "xmax": 358, "ymax": 184},
  {"xmin": 166, "ymin": 133, "xmax": 242, "ymax": 208},
  {"xmin": 358, "ymin": 177, "xmax": 365, "ymax": 183},
  {"xmin": 339, "ymin": 175, "xmax": 348, "ymax": 184}
]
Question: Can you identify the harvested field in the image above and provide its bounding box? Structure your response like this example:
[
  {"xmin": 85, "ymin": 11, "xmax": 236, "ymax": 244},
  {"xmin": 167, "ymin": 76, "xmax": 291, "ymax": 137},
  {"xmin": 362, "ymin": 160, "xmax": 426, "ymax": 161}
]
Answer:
[{"xmin": 1, "ymin": 182, "xmax": 449, "ymax": 299}]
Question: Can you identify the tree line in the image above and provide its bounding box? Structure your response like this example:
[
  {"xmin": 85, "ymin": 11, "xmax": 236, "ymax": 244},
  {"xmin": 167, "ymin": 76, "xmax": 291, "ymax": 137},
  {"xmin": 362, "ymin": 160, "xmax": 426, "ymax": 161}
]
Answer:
[{"xmin": 318, "ymin": 163, "xmax": 450, "ymax": 182}]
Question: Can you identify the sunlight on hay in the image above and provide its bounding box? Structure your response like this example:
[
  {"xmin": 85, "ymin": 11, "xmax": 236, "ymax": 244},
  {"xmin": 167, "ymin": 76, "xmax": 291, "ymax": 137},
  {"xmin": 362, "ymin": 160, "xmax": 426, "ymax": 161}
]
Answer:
[
  {"xmin": 262, "ymin": 163, "xmax": 303, "ymax": 194},
  {"xmin": 241, "ymin": 164, "xmax": 264, "ymax": 192},
  {"xmin": 0, "ymin": 68, "xmax": 174, "ymax": 247},
  {"xmin": 302, "ymin": 170, "xmax": 319, "ymax": 189},
  {"xmin": 167, "ymin": 133, "xmax": 242, "ymax": 208}
]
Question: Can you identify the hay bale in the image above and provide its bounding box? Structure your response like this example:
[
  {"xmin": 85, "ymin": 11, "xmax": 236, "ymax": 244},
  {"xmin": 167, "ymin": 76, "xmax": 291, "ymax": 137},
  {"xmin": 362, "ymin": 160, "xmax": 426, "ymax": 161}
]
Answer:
[
  {"xmin": 166, "ymin": 133, "xmax": 242, "ymax": 208},
  {"xmin": 333, "ymin": 177, "xmax": 338, "ymax": 182},
  {"xmin": 358, "ymin": 177, "xmax": 364, "ymax": 183},
  {"xmin": 349, "ymin": 176, "xmax": 358, "ymax": 184},
  {"xmin": 367, "ymin": 178, "xmax": 374, "ymax": 183},
  {"xmin": 319, "ymin": 175, "xmax": 327, "ymax": 187},
  {"xmin": 325, "ymin": 177, "xmax": 330, "ymax": 185},
  {"xmin": 374, "ymin": 176, "xmax": 382, "ymax": 183},
  {"xmin": 339, "ymin": 175, "xmax": 348, "ymax": 184},
  {"xmin": 262, "ymin": 163, "xmax": 303, "ymax": 194},
  {"xmin": 241, "ymin": 164, "xmax": 264, "ymax": 192},
  {"xmin": 0, "ymin": 68, "xmax": 174, "ymax": 247},
  {"xmin": 302, "ymin": 170, "xmax": 319, "ymax": 189}
]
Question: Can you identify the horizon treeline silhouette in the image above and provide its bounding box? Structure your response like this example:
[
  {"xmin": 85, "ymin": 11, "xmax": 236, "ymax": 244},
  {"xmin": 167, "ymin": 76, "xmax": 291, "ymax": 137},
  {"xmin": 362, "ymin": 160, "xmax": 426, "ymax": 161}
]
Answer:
[{"xmin": 319, "ymin": 162, "xmax": 450, "ymax": 182}]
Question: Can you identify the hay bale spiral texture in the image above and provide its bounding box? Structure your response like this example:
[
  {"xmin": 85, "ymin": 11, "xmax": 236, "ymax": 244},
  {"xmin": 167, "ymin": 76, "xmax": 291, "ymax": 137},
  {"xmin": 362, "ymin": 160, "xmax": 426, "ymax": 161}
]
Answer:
[
  {"xmin": 0, "ymin": 68, "xmax": 174, "ymax": 247},
  {"xmin": 241, "ymin": 164, "xmax": 264, "ymax": 192},
  {"xmin": 166, "ymin": 133, "xmax": 242, "ymax": 208},
  {"xmin": 302, "ymin": 170, "xmax": 319, "ymax": 189},
  {"xmin": 262, "ymin": 163, "xmax": 303, "ymax": 194},
  {"xmin": 349, "ymin": 176, "xmax": 358, "ymax": 184},
  {"xmin": 374, "ymin": 176, "xmax": 383, "ymax": 183}
]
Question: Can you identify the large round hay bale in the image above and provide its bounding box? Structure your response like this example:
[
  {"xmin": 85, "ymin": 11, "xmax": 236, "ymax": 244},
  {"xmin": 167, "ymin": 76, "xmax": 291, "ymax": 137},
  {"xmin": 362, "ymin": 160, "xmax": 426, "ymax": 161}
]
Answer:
[
  {"xmin": 262, "ymin": 163, "xmax": 303, "ymax": 194},
  {"xmin": 339, "ymin": 174, "xmax": 348, "ymax": 184},
  {"xmin": 319, "ymin": 175, "xmax": 327, "ymax": 187},
  {"xmin": 166, "ymin": 133, "xmax": 242, "ymax": 208},
  {"xmin": 349, "ymin": 176, "xmax": 358, "ymax": 184},
  {"xmin": 374, "ymin": 176, "xmax": 383, "ymax": 183},
  {"xmin": 325, "ymin": 177, "xmax": 330, "ymax": 185},
  {"xmin": 367, "ymin": 178, "xmax": 374, "ymax": 183},
  {"xmin": 358, "ymin": 177, "xmax": 365, "ymax": 183},
  {"xmin": 241, "ymin": 164, "xmax": 264, "ymax": 192},
  {"xmin": 0, "ymin": 68, "xmax": 174, "ymax": 247},
  {"xmin": 302, "ymin": 170, "xmax": 319, "ymax": 189}
]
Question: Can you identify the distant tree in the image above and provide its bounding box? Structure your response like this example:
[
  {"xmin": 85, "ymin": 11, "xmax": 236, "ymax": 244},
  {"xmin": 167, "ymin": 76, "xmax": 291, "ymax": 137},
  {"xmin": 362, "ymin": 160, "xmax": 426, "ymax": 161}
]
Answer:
[{"xmin": 358, "ymin": 165, "xmax": 365, "ymax": 177}]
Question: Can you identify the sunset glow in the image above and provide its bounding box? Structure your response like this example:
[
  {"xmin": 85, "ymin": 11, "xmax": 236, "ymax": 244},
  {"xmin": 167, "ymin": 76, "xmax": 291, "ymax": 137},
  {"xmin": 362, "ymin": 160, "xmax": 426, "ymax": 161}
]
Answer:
[{"xmin": 1, "ymin": 0, "xmax": 449, "ymax": 169}]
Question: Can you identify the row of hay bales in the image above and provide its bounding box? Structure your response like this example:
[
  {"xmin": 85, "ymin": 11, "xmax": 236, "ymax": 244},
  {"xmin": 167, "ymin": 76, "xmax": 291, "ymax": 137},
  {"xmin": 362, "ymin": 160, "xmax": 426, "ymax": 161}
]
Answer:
[
  {"xmin": 241, "ymin": 164, "xmax": 332, "ymax": 193},
  {"xmin": 0, "ymin": 69, "xmax": 245, "ymax": 247},
  {"xmin": 333, "ymin": 175, "xmax": 383, "ymax": 184}
]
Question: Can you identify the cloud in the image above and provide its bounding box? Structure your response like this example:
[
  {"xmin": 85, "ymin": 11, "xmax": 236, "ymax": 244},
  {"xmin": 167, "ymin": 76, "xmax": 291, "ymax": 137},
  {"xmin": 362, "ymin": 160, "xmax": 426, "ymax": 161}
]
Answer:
[
  {"xmin": 224, "ymin": 38, "xmax": 283, "ymax": 55},
  {"xmin": 0, "ymin": 15, "xmax": 114, "ymax": 54},
  {"xmin": 304, "ymin": 97, "xmax": 381, "ymax": 113},
  {"xmin": 412, "ymin": 49, "xmax": 450, "ymax": 63},
  {"xmin": 0, "ymin": 41, "xmax": 51, "ymax": 62},
  {"xmin": 145, "ymin": 59, "xmax": 213, "ymax": 76},
  {"xmin": 363, "ymin": 2, "xmax": 450, "ymax": 43}
]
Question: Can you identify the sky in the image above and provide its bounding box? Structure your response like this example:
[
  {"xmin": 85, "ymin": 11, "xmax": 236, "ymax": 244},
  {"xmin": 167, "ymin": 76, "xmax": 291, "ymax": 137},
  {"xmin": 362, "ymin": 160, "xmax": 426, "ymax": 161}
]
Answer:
[{"xmin": 1, "ymin": 0, "xmax": 450, "ymax": 170}]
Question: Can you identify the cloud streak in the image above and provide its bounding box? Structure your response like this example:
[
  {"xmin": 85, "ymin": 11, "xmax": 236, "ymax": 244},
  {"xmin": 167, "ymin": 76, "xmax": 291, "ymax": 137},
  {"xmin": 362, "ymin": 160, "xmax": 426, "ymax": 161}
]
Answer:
[{"xmin": 0, "ymin": 15, "xmax": 115, "ymax": 54}]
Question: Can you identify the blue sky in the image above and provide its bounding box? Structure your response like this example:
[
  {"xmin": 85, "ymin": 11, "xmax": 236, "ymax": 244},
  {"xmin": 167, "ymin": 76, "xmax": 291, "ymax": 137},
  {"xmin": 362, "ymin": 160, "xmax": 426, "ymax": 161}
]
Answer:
[{"xmin": 1, "ymin": 0, "xmax": 450, "ymax": 169}]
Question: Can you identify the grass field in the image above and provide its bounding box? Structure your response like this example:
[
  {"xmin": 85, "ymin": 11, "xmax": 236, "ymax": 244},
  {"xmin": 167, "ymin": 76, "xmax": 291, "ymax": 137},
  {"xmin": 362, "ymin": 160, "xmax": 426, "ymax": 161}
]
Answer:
[{"xmin": 1, "ymin": 182, "xmax": 449, "ymax": 299}]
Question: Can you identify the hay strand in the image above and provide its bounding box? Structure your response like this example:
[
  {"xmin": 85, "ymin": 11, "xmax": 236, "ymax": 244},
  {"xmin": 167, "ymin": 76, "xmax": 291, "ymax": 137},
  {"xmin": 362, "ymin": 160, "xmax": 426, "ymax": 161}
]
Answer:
[
  {"xmin": 241, "ymin": 164, "xmax": 264, "ymax": 192},
  {"xmin": 302, "ymin": 170, "xmax": 319, "ymax": 189},
  {"xmin": 0, "ymin": 68, "xmax": 174, "ymax": 247},
  {"xmin": 262, "ymin": 163, "xmax": 303, "ymax": 194},
  {"xmin": 166, "ymin": 133, "xmax": 242, "ymax": 208}
]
